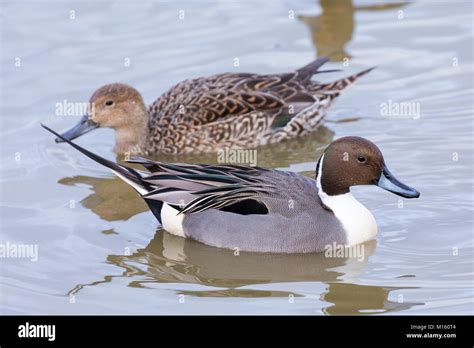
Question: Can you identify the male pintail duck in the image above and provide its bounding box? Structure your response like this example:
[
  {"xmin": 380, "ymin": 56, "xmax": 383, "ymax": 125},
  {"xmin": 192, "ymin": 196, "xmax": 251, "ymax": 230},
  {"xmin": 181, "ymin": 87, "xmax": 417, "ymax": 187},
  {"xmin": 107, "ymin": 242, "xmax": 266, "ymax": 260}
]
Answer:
[
  {"xmin": 55, "ymin": 57, "xmax": 373, "ymax": 155},
  {"xmin": 43, "ymin": 125, "xmax": 419, "ymax": 254}
]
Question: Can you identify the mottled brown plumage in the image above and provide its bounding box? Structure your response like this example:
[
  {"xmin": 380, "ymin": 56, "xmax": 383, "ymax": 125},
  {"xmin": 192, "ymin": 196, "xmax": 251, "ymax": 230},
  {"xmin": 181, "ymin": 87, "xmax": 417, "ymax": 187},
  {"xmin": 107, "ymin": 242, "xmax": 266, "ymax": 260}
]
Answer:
[{"xmin": 56, "ymin": 58, "xmax": 373, "ymax": 155}]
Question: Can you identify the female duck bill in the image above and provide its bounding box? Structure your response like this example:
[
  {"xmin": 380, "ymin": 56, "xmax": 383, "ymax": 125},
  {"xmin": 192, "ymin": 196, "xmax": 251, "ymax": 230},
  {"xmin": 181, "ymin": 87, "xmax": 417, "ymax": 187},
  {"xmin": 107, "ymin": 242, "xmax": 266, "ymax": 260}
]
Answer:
[{"xmin": 55, "ymin": 115, "xmax": 98, "ymax": 143}]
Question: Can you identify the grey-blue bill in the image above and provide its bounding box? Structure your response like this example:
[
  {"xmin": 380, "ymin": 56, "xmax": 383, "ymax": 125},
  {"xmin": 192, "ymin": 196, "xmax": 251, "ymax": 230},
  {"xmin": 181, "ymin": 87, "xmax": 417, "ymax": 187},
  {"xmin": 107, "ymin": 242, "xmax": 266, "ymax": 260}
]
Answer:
[
  {"xmin": 377, "ymin": 164, "xmax": 420, "ymax": 198},
  {"xmin": 55, "ymin": 115, "xmax": 98, "ymax": 143}
]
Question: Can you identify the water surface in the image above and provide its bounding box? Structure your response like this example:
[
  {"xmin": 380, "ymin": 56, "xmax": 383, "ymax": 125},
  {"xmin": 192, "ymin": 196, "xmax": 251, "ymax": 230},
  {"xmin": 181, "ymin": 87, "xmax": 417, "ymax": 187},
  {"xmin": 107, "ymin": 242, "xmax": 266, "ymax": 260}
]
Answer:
[{"xmin": 1, "ymin": 0, "xmax": 473, "ymax": 314}]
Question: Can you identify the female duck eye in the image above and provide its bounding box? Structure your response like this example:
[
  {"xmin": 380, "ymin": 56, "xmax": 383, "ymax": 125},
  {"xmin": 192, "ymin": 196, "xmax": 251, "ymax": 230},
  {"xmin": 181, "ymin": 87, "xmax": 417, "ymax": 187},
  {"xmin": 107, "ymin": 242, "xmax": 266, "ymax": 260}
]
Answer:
[
  {"xmin": 357, "ymin": 156, "xmax": 366, "ymax": 163},
  {"xmin": 105, "ymin": 100, "xmax": 114, "ymax": 106}
]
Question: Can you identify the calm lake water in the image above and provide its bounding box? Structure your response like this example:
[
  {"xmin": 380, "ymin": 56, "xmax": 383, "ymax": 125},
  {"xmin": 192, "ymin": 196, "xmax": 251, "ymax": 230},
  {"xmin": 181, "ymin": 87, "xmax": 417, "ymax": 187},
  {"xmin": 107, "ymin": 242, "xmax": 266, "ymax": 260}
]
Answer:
[{"xmin": 1, "ymin": 0, "xmax": 473, "ymax": 314}]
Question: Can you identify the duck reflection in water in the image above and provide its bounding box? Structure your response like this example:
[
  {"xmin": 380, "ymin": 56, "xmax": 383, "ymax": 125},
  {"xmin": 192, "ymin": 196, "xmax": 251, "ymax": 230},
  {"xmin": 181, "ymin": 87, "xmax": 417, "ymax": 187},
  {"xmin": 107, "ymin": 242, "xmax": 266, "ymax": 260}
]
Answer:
[
  {"xmin": 68, "ymin": 232, "xmax": 422, "ymax": 314},
  {"xmin": 299, "ymin": 0, "xmax": 409, "ymax": 61}
]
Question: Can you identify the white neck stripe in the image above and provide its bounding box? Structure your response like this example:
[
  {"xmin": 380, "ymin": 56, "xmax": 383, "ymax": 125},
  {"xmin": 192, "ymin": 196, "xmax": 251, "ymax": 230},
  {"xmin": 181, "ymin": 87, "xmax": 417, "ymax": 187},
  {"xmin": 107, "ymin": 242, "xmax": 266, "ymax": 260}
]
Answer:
[
  {"xmin": 315, "ymin": 153, "xmax": 377, "ymax": 246},
  {"xmin": 316, "ymin": 154, "xmax": 325, "ymax": 194}
]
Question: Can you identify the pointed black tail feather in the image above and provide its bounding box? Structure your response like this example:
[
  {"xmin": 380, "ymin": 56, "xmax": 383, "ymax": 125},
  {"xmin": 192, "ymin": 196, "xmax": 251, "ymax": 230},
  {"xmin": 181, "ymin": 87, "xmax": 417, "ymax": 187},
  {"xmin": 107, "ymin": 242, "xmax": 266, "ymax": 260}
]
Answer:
[
  {"xmin": 296, "ymin": 57, "xmax": 330, "ymax": 83},
  {"xmin": 144, "ymin": 199, "xmax": 163, "ymax": 224},
  {"xmin": 41, "ymin": 123, "xmax": 150, "ymax": 194}
]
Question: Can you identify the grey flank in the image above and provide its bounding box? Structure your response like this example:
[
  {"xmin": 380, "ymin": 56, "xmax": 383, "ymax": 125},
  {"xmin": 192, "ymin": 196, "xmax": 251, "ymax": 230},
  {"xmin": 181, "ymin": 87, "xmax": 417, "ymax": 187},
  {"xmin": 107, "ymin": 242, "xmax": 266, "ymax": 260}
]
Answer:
[{"xmin": 183, "ymin": 170, "xmax": 346, "ymax": 253}]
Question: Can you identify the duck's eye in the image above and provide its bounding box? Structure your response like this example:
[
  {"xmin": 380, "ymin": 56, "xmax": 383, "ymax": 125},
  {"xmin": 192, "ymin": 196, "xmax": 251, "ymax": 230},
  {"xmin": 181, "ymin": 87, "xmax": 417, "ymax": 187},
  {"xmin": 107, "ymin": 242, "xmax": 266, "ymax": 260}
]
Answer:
[
  {"xmin": 357, "ymin": 156, "xmax": 366, "ymax": 163},
  {"xmin": 105, "ymin": 100, "xmax": 114, "ymax": 106}
]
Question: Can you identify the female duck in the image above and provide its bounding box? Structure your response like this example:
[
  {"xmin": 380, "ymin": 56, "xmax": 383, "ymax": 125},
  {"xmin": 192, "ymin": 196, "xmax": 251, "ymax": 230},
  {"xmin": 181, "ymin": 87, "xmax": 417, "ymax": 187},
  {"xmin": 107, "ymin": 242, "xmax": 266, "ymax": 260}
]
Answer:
[{"xmin": 55, "ymin": 57, "xmax": 373, "ymax": 155}]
